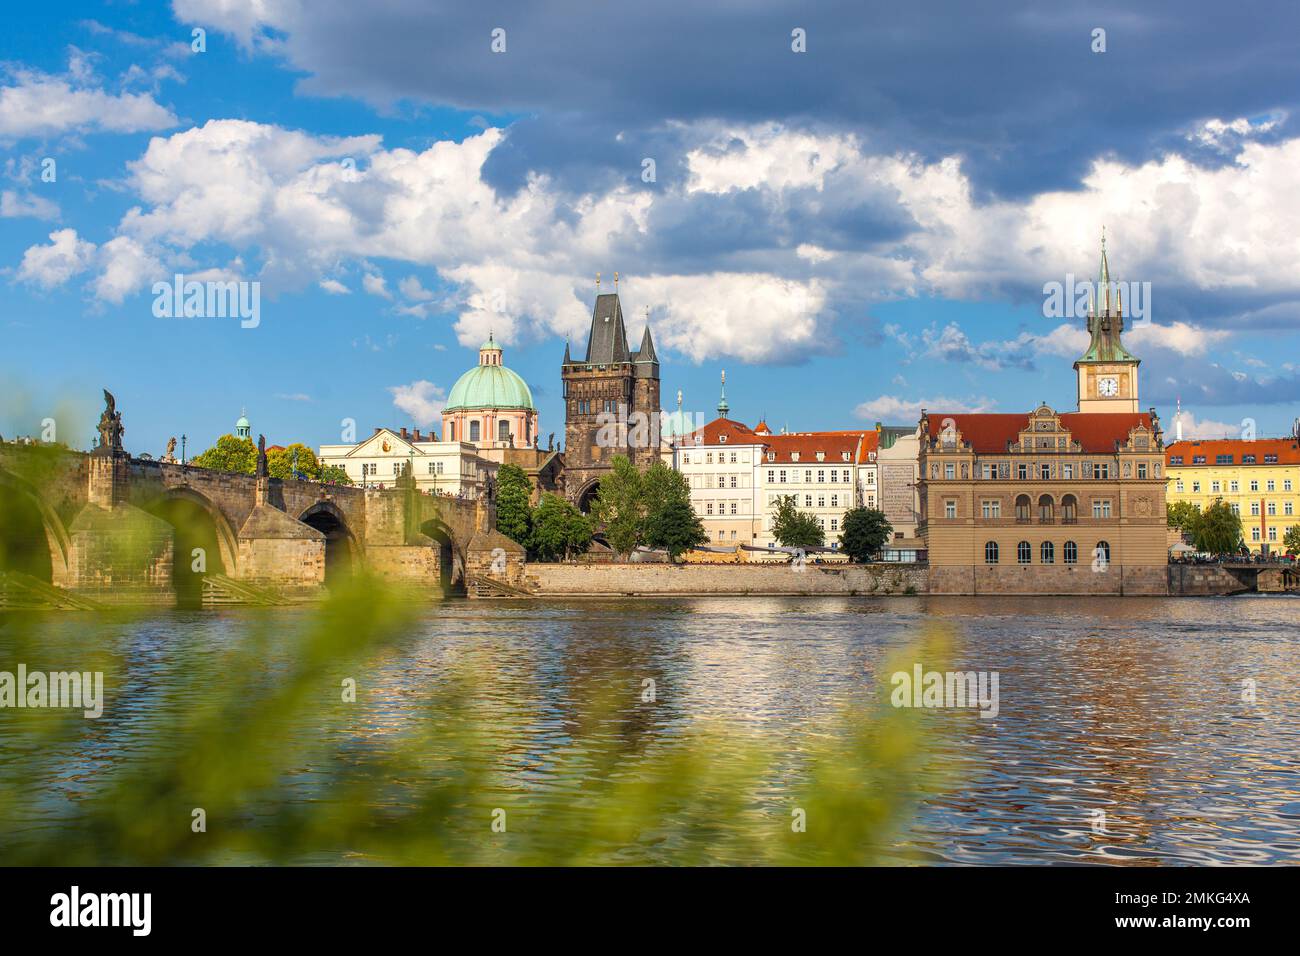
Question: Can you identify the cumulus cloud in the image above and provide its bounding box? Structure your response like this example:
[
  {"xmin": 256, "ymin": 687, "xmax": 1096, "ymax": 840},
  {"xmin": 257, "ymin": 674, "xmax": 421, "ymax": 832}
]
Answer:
[
  {"xmin": 362, "ymin": 272, "xmax": 392, "ymax": 299},
  {"xmin": 0, "ymin": 56, "xmax": 176, "ymax": 139},
  {"xmin": 16, "ymin": 228, "xmax": 96, "ymax": 289},
  {"xmin": 855, "ymin": 394, "xmax": 996, "ymax": 422},
  {"xmin": 1169, "ymin": 408, "xmax": 1248, "ymax": 441},
  {"xmin": 0, "ymin": 190, "xmax": 59, "ymax": 219},
  {"xmin": 319, "ymin": 277, "xmax": 350, "ymax": 294},
  {"xmin": 388, "ymin": 380, "xmax": 445, "ymax": 426}
]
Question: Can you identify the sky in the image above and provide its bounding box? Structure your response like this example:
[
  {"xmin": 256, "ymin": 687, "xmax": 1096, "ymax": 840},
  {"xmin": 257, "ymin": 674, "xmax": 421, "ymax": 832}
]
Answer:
[{"xmin": 3, "ymin": 1, "xmax": 1300, "ymax": 456}]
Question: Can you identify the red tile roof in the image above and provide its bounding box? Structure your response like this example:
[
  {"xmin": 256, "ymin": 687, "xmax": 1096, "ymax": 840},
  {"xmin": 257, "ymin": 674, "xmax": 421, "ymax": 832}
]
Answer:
[
  {"xmin": 1165, "ymin": 438, "xmax": 1300, "ymax": 465},
  {"xmin": 925, "ymin": 412, "xmax": 1154, "ymax": 454},
  {"xmin": 683, "ymin": 418, "xmax": 876, "ymax": 464},
  {"xmin": 684, "ymin": 417, "xmax": 763, "ymax": 445}
]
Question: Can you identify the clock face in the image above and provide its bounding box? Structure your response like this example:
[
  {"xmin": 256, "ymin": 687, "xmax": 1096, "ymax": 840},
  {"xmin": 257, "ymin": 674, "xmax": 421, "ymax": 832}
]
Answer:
[{"xmin": 1098, "ymin": 376, "xmax": 1119, "ymax": 397}]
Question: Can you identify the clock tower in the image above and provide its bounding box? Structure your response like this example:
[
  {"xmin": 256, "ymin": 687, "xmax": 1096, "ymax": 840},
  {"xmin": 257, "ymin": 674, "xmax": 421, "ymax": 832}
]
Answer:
[{"xmin": 1075, "ymin": 233, "xmax": 1140, "ymax": 414}]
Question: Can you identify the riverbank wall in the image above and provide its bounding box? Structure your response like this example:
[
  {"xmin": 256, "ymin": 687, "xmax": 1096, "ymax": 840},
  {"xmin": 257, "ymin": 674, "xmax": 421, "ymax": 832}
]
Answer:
[{"xmin": 527, "ymin": 562, "xmax": 927, "ymax": 596}]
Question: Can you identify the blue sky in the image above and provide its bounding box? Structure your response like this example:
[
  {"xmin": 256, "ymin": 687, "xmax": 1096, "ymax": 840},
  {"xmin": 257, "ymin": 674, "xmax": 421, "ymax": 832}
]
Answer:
[{"xmin": 3, "ymin": 1, "xmax": 1300, "ymax": 456}]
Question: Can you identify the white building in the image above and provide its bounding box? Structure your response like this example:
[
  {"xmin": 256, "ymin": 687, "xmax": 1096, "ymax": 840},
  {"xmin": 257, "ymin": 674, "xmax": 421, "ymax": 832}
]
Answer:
[
  {"xmin": 754, "ymin": 428, "xmax": 875, "ymax": 549},
  {"xmin": 677, "ymin": 417, "xmax": 765, "ymax": 546},
  {"xmin": 318, "ymin": 427, "xmax": 496, "ymax": 497}
]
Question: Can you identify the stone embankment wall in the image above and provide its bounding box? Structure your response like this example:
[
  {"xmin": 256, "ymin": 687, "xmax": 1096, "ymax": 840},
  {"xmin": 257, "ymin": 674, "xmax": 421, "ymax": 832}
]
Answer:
[
  {"xmin": 1166, "ymin": 564, "xmax": 1253, "ymax": 596},
  {"xmin": 527, "ymin": 562, "xmax": 928, "ymax": 596}
]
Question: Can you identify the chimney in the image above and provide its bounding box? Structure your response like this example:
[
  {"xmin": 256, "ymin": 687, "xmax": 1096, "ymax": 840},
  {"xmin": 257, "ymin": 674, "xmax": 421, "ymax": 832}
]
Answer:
[
  {"xmin": 414, "ymin": 429, "xmax": 423, "ymax": 442},
  {"xmin": 373, "ymin": 427, "xmax": 382, "ymax": 435},
  {"xmin": 401, "ymin": 427, "xmax": 409, "ymax": 439}
]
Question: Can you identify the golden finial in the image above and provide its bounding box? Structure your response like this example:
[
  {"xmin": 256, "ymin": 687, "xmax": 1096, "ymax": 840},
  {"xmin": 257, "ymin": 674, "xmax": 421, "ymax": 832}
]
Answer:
[
  {"xmin": 596, "ymin": 271, "xmax": 601, "ymax": 289},
  {"xmin": 614, "ymin": 270, "xmax": 619, "ymax": 289}
]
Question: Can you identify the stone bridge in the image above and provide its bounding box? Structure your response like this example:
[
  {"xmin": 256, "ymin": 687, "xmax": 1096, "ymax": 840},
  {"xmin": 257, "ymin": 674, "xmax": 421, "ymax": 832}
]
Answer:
[{"xmin": 0, "ymin": 397, "xmax": 526, "ymax": 606}]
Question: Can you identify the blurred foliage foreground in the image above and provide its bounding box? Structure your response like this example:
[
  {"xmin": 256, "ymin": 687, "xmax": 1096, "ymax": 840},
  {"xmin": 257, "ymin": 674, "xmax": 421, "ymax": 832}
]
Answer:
[{"xmin": 0, "ymin": 577, "xmax": 953, "ymax": 866}]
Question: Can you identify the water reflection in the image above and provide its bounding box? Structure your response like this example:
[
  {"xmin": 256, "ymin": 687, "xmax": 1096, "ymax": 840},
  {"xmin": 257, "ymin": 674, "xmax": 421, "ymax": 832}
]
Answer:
[{"xmin": 5, "ymin": 595, "xmax": 1298, "ymax": 864}]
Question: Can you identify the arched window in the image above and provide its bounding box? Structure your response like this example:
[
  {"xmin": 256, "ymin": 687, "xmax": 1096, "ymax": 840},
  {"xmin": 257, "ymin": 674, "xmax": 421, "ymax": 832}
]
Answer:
[
  {"xmin": 1096, "ymin": 540, "xmax": 1111, "ymax": 563},
  {"xmin": 1015, "ymin": 494, "xmax": 1032, "ymax": 522},
  {"xmin": 1017, "ymin": 540, "xmax": 1031, "ymax": 564},
  {"xmin": 498, "ymin": 420, "xmax": 511, "ymax": 442},
  {"xmin": 469, "ymin": 420, "xmax": 481, "ymax": 442},
  {"xmin": 1063, "ymin": 540, "xmax": 1078, "ymax": 564},
  {"xmin": 1061, "ymin": 494, "xmax": 1078, "ymax": 524},
  {"xmin": 985, "ymin": 541, "xmax": 999, "ymax": 564},
  {"xmin": 1041, "ymin": 541, "xmax": 1054, "ymax": 564},
  {"xmin": 1038, "ymin": 494, "xmax": 1054, "ymax": 522},
  {"xmin": 448, "ymin": 421, "xmax": 456, "ymax": 441}
]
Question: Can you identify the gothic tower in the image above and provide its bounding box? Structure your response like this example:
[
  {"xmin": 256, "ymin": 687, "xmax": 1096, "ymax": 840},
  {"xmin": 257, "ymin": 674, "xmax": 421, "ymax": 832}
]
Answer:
[
  {"xmin": 1075, "ymin": 232, "xmax": 1140, "ymax": 414},
  {"xmin": 561, "ymin": 285, "xmax": 660, "ymax": 511}
]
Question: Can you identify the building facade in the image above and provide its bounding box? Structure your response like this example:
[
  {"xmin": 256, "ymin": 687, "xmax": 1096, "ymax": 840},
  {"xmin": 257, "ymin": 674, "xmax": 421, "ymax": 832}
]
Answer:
[
  {"xmin": 677, "ymin": 417, "xmax": 765, "ymax": 546},
  {"xmin": 1165, "ymin": 437, "xmax": 1300, "ymax": 553},
  {"xmin": 442, "ymin": 334, "xmax": 539, "ymax": 450},
  {"xmin": 920, "ymin": 241, "xmax": 1169, "ymax": 594},
  {"xmin": 318, "ymin": 427, "xmax": 496, "ymax": 497},
  {"xmin": 561, "ymin": 289, "xmax": 661, "ymax": 511}
]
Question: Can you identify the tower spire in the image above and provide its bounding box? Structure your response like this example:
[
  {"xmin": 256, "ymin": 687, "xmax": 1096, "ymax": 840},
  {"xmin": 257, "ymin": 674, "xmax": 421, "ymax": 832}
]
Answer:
[{"xmin": 717, "ymin": 369, "xmax": 729, "ymax": 418}]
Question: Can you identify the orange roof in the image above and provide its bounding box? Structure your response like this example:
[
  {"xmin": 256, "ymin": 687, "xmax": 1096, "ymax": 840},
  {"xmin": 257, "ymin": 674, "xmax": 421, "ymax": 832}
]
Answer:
[
  {"xmin": 684, "ymin": 417, "xmax": 763, "ymax": 445},
  {"xmin": 683, "ymin": 418, "xmax": 877, "ymax": 464},
  {"xmin": 1165, "ymin": 438, "xmax": 1300, "ymax": 465},
  {"xmin": 925, "ymin": 412, "xmax": 1154, "ymax": 454}
]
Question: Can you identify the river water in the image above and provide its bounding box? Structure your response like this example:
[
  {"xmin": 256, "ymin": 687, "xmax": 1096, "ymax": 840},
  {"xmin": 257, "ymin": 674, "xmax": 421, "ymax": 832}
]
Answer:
[{"xmin": 4, "ymin": 595, "xmax": 1299, "ymax": 865}]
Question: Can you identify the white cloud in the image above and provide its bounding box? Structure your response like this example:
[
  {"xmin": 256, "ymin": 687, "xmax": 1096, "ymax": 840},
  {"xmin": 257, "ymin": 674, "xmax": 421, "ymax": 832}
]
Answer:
[
  {"xmin": 319, "ymin": 277, "xmax": 350, "ymax": 294},
  {"xmin": 855, "ymin": 394, "xmax": 996, "ymax": 422},
  {"xmin": 1170, "ymin": 408, "xmax": 1245, "ymax": 441},
  {"xmin": 16, "ymin": 228, "xmax": 96, "ymax": 289},
  {"xmin": 388, "ymin": 380, "xmax": 445, "ymax": 427},
  {"xmin": 362, "ymin": 272, "xmax": 392, "ymax": 299},
  {"xmin": 92, "ymin": 236, "xmax": 164, "ymax": 304},
  {"xmin": 1127, "ymin": 320, "xmax": 1229, "ymax": 357},
  {"xmin": 398, "ymin": 275, "xmax": 433, "ymax": 300},
  {"xmin": 0, "ymin": 190, "xmax": 59, "ymax": 219},
  {"xmin": 0, "ymin": 59, "xmax": 176, "ymax": 139}
]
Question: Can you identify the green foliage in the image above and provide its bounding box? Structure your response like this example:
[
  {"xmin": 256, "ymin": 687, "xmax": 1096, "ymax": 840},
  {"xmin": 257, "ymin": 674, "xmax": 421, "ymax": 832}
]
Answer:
[
  {"xmin": 641, "ymin": 459, "xmax": 692, "ymax": 516},
  {"xmin": 1167, "ymin": 500, "xmax": 1201, "ymax": 530},
  {"xmin": 591, "ymin": 455, "xmax": 645, "ymax": 556},
  {"xmin": 644, "ymin": 498, "xmax": 708, "ymax": 561},
  {"xmin": 0, "ymin": 568, "xmax": 949, "ymax": 864},
  {"xmin": 495, "ymin": 463, "xmax": 533, "ymax": 546},
  {"xmin": 1283, "ymin": 524, "xmax": 1300, "ymax": 555},
  {"xmin": 319, "ymin": 465, "xmax": 353, "ymax": 485},
  {"xmin": 188, "ymin": 434, "xmax": 255, "ymax": 473},
  {"xmin": 267, "ymin": 442, "xmax": 320, "ymax": 480},
  {"xmin": 771, "ymin": 494, "xmax": 825, "ymax": 548},
  {"xmin": 839, "ymin": 507, "xmax": 892, "ymax": 562},
  {"xmin": 529, "ymin": 492, "xmax": 594, "ymax": 562},
  {"xmin": 1190, "ymin": 498, "xmax": 1244, "ymax": 554}
]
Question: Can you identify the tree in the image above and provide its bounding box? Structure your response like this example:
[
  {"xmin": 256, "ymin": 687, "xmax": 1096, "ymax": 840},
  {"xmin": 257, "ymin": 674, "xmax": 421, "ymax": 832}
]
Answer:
[
  {"xmin": 529, "ymin": 493, "xmax": 593, "ymax": 561},
  {"xmin": 267, "ymin": 442, "xmax": 320, "ymax": 480},
  {"xmin": 495, "ymin": 463, "xmax": 534, "ymax": 546},
  {"xmin": 319, "ymin": 465, "xmax": 353, "ymax": 485},
  {"xmin": 644, "ymin": 498, "xmax": 708, "ymax": 561},
  {"xmin": 591, "ymin": 455, "xmax": 645, "ymax": 557},
  {"xmin": 641, "ymin": 459, "xmax": 692, "ymax": 516},
  {"xmin": 1190, "ymin": 499, "xmax": 1243, "ymax": 555},
  {"xmin": 839, "ymin": 507, "xmax": 892, "ymax": 562},
  {"xmin": 771, "ymin": 494, "xmax": 825, "ymax": 548},
  {"xmin": 188, "ymin": 434, "xmax": 256, "ymax": 473},
  {"xmin": 1167, "ymin": 500, "xmax": 1201, "ymax": 531},
  {"xmin": 1283, "ymin": 524, "xmax": 1300, "ymax": 555}
]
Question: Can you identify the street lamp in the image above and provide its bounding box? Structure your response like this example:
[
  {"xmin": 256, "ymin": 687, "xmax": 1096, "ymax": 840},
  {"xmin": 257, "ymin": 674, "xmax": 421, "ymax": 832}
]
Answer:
[
  {"xmin": 181, "ymin": 434, "xmax": 187, "ymax": 466},
  {"xmin": 292, "ymin": 446, "xmax": 299, "ymax": 481}
]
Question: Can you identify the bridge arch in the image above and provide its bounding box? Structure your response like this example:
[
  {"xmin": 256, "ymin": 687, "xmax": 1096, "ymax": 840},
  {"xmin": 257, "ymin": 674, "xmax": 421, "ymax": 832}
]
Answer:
[
  {"xmin": 0, "ymin": 467, "xmax": 69, "ymax": 584},
  {"xmin": 418, "ymin": 517, "xmax": 457, "ymax": 594},
  {"xmin": 576, "ymin": 479, "xmax": 601, "ymax": 515},
  {"xmin": 299, "ymin": 500, "xmax": 359, "ymax": 586},
  {"xmin": 143, "ymin": 486, "xmax": 240, "ymax": 607}
]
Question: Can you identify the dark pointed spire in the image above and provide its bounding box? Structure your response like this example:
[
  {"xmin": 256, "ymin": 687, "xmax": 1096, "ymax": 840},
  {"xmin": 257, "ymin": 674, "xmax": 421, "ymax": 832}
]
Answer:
[
  {"xmin": 563, "ymin": 338, "xmax": 572, "ymax": 364},
  {"xmin": 636, "ymin": 323, "xmax": 657, "ymax": 363}
]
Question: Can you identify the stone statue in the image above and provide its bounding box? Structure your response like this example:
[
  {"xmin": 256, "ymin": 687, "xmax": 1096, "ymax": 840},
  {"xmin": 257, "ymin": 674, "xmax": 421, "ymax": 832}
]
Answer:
[
  {"xmin": 548, "ymin": 432, "xmax": 554, "ymax": 451},
  {"xmin": 256, "ymin": 434, "xmax": 268, "ymax": 478},
  {"xmin": 164, "ymin": 437, "xmax": 177, "ymax": 463},
  {"xmin": 484, "ymin": 474, "xmax": 496, "ymax": 503},
  {"xmin": 96, "ymin": 389, "xmax": 125, "ymax": 454}
]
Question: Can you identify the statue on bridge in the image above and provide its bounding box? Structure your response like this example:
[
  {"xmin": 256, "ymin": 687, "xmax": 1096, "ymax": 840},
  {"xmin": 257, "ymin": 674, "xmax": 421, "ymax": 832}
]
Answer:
[
  {"xmin": 95, "ymin": 389, "xmax": 125, "ymax": 455},
  {"xmin": 164, "ymin": 437, "xmax": 177, "ymax": 463},
  {"xmin": 256, "ymin": 434, "xmax": 269, "ymax": 478}
]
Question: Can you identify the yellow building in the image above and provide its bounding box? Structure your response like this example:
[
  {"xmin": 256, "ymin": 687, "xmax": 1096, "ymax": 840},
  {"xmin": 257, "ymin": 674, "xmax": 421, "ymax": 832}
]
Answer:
[{"xmin": 1165, "ymin": 438, "xmax": 1300, "ymax": 553}]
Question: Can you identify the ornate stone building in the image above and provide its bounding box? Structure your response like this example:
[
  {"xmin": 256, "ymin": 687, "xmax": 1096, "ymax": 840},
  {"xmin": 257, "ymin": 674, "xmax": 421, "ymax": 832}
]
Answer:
[
  {"xmin": 561, "ymin": 288, "xmax": 660, "ymax": 511},
  {"xmin": 920, "ymin": 242, "xmax": 1168, "ymax": 594}
]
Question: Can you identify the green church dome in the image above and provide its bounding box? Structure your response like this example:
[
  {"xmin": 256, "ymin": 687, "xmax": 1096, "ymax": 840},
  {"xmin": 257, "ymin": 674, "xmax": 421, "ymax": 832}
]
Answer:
[{"xmin": 445, "ymin": 363, "xmax": 535, "ymax": 412}]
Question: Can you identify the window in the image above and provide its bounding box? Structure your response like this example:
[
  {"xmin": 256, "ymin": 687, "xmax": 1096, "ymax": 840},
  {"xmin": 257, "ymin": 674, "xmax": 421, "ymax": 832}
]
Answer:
[
  {"xmin": 830, "ymin": 518, "xmax": 838, "ymax": 531},
  {"xmin": 1017, "ymin": 463, "xmax": 1029, "ymax": 480},
  {"xmin": 804, "ymin": 470, "xmax": 812, "ymax": 482},
  {"xmin": 1041, "ymin": 541, "xmax": 1054, "ymax": 564},
  {"xmin": 981, "ymin": 463, "xmax": 995, "ymax": 480},
  {"xmin": 982, "ymin": 500, "xmax": 1001, "ymax": 519},
  {"xmin": 469, "ymin": 420, "xmax": 481, "ymax": 442},
  {"xmin": 1267, "ymin": 480, "xmax": 1276, "ymax": 492},
  {"xmin": 1267, "ymin": 502, "xmax": 1277, "ymax": 516},
  {"xmin": 1251, "ymin": 502, "xmax": 1260, "ymax": 516},
  {"xmin": 730, "ymin": 476, "xmax": 738, "ymax": 488},
  {"xmin": 1040, "ymin": 463, "xmax": 1051, "ymax": 480},
  {"xmin": 1243, "ymin": 454, "xmax": 1256, "ymax": 464},
  {"xmin": 817, "ymin": 496, "xmax": 825, "ymax": 508},
  {"xmin": 945, "ymin": 500, "xmax": 957, "ymax": 518},
  {"xmin": 1017, "ymin": 541, "xmax": 1032, "ymax": 564},
  {"xmin": 1251, "ymin": 527, "xmax": 1261, "ymax": 542},
  {"xmin": 779, "ymin": 470, "xmax": 787, "ymax": 483},
  {"xmin": 1230, "ymin": 481, "xmax": 1239, "ymax": 493},
  {"xmin": 1176, "ymin": 480, "xmax": 1184, "ymax": 492},
  {"xmin": 1015, "ymin": 495, "xmax": 1031, "ymax": 522},
  {"xmin": 1169, "ymin": 455, "xmax": 1184, "ymax": 465},
  {"xmin": 1138, "ymin": 463, "xmax": 1148, "ymax": 479},
  {"xmin": 730, "ymin": 502, "xmax": 738, "ymax": 515},
  {"xmin": 498, "ymin": 420, "xmax": 511, "ymax": 442},
  {"xmin": 985, "ymin": 541, "xmax": 999, "ymax": 564},
  {"xmin": 1265, "ymin": 454, "xmax": 1279, "ymax": 464},
  {"xmin": 1212, "ymin": 481, "xmax": 1221, "ymax": 493},
  {"xmin": 718, "ymin": 476, "xmax": 725, "ymax": 488},
  {"xmin": 1192, "ymin": 481, "xmax": 1200, "ymax": 493},
  {"xmin": 1251, "ymin": 480, "xmax": 1259, "ymax": 491},
  {"xmin": 1216, "ymin": 454, "xmax": 1233, "ymax": 464},
  {"xmin": 1286, "ymin": 502, "xmax": 1294, "ymax": 516},
  {"xmin": 1038, "ymin": 494, "xmax": 1054, "ymax": 522},
  {"xmin": 805, "ymin": 496, "xmax": 813, "ymax": 508},
  {"xmin": 1063, "ymin": 464, "xmax": 1073, "ymax": 480},
  {"xmin": 830, "ymin": 494, "xmax": 839, "ymax": 507},
  {"xmin": 706, "ymin": 453, "xmax": 713, "ymax": 464},
  {"xmin": 1095, "ymin": 541, "xmax": 1111, "ymax": 562},
  {"xmin": 706, "ymin": 503, "xmax": 714, "ymax": 515},
  {"xmin": 1269, "ymin": 527, "xmax": 1278, "ymax": 542},
  {"xmin": 944, "ymin": 463, "xmax": 955, "ymax": 479},
  {"xmin": 817, "ymin": 470, "xmax": 825, "ymax": 483},
  {"xmin": 1094, "ymin": 463, "xmax": 1110, "ymax": 479},
  {"xmin": 1063, "ymin": 540, "xmax": 1078, "ymax": 564},
  {"xmin": 1286, "ymin": 480, "xmax": 1294, "ymax": 491},
  {"xmin": 1061, "ymin": 494, "xmax": 1078, "ymax": 523},
  {"xmin": 1192, "ymin": 455, "xmax": 1206, "ymax": 465},
  {"xmin": 730, "ymin": 452, "xmax": 737, "ymax": 463},
  {"xmin": 1092, "ymin": 499, "xmax": 1112, "ymax": 519},
  {"xmin": 767, "ymin": 470, "xmax": 775, "ymax": 483}
]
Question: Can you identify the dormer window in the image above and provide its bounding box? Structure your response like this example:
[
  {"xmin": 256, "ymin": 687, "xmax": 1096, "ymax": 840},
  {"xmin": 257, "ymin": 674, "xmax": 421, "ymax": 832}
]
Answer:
[
  {"xmin": 791, "ymin": 452, "xmax": 800, "ymax": 462},
  {"xmin": 816, "ymin": 451, "xmax": 825, "ymax": 462},
  {"xmin": 841, "ymin": 452, "xmax": 850, "ymax": 461},
  {"xmin": 719, "ymin": 436, "xmax": 727, "ymax": 444}
]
